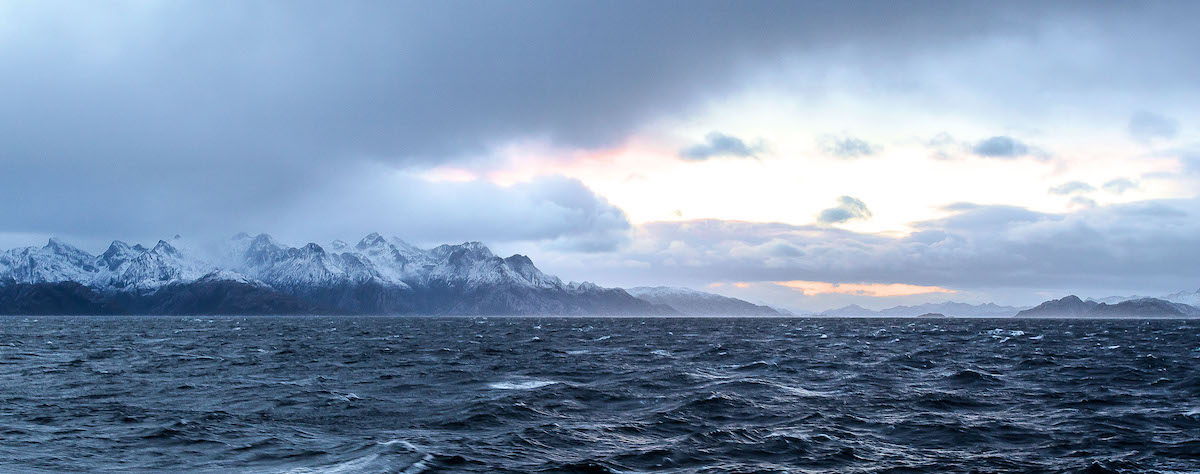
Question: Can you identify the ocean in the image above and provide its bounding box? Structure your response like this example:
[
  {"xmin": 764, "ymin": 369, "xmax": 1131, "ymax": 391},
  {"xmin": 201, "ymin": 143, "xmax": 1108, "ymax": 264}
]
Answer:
[{"xmin": 1, "ymin": 316, "xmax": 1197, "ymax": 473}]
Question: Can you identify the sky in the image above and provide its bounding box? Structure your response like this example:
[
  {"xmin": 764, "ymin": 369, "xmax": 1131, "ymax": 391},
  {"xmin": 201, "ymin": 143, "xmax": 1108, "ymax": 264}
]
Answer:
[{"xmin": 1, "ymin": 1, "xmax": 1199, "ymax": 312}]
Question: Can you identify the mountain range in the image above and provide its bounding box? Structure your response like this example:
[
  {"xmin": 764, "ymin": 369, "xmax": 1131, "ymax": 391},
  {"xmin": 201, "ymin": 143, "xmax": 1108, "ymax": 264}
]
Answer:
[
  {"xmin": 0, "ymin": 234, "xmax": 681, "ymax": 315},
  {"xmin": 1086, "ymin": 289, "xmax": 1200, "ymax": 307},
  {"xmin": 816, "ymin": 301, "xmax": 1027, "ymax": 318},
  {"xmin": 818, "ymin": 292, "xmax": 1200, "ymax": 318},
  {"xmin": 1016, "ymin": 295, "xmax": 1200, "ymax": 318},
  {"xmin": 4, "ymin": 235, "xmax": 1198, "ymax": 318},
  {"xmin": 0, "ymin": 234, "xmax": 774, "ymax": 316}
]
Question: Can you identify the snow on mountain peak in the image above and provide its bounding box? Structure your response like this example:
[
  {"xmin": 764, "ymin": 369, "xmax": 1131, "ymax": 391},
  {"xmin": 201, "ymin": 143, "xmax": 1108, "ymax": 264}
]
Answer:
[
  {"xmin": 357, "ymin": 232, "xmax": 388, "ymax": 249},
  {"xmin": 152, "ymin": 240, "xmax": 181, "ymax": 257},
  {"xmin": 0, "ymin": 234, "xmax": 612, "ymax": 298},
  {"xmin": 99, "ymin": 241, "xmax": 140, "ymax": 271}
]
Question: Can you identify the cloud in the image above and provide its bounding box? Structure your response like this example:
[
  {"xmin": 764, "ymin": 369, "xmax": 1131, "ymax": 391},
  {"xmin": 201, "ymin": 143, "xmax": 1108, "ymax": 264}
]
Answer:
[
  {"xmin": 1128, "ymin": 111, "xmax": 1180, "ymax": 142},
  {"xmin": 819, "ymin": 135, "xmax": 878, "ymax": 159},
  {"xmin": 1102, "ymin": 178, "xmax": 1139, "ymax": 194},
  {"xmin": 1, "ymin": 2, "xmax": 1198, "ymax": 248},
  {"xmin": 0, "ymin": 164, "xmax": 632, "ymax": 253},
  {"xmin": 771, "ymin": 280, "xmax": 954, "ymax": 297},
  {"xmin": 971, "ymin": 136, "xmax": 1031, "ymax": 158},
  {"xmin": 1068, "ymin": 196, "xmax": 1098, "ymax": 209},
  {"xmin": 680, "ymin": 132, "xmax": 762, "ymax": 160},
  {"xmin": 541, "ymin": 197, "xmax": 1200, "ymax": 308},
  {"xmin": 817, "ymin": 196, "xmax": 872, "ymax": 225},
  {"xmin": 1048, "ymin": 181, "xmax": 1096, "ymax": 195},
  {"xmin": 273, "ymin": 172, "xmax": 635, "ymax": 253},
  {"xmin": 925, "ymin": 132, "xmax": 963, "ymax": 160}
]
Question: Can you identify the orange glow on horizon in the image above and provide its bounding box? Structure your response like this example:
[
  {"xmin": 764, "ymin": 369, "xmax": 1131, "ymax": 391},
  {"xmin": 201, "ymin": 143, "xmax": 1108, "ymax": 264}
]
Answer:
[{"xmin": 771, "ymin": 280, "xmax": 955, "ymax": 297}]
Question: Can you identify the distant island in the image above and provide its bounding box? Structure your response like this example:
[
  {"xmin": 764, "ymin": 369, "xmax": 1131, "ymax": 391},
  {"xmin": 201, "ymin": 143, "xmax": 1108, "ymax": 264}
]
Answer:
[
  {"xmin": 814, "ymin": 292, "xmax": 1200, "ymax": 318},
  {"xmin": 1015, "ymin": 295, "xmax": 1200, "ymax": 318}
]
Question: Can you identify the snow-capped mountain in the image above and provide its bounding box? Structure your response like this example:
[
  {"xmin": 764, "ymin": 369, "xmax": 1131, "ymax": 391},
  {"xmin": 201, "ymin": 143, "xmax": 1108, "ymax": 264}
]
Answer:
[
  {"xmin": 0, "ymin": 236, "xmax": 212, "ymax": 290},
  {"xmin": 0, "ymin": 233, "xmax": 669, "ymax": 315},
  {"xmin": 1087, "ymin": 288, "xmax": 1200, "ymax": 307},
  {"xmin": 1160, "ymin": 288, "xmax": 1200, "ymax": 307},
  {"xmin": 1086, "ymin": 295, "xmax": 1152, "ymax": 304},
  {"xmin": 0, "ymin": 238, "xmax": 102, "ymax": 284},
  {"xmin": 626, "ymin": 286, "xmax": 782, "ymax": 316}
]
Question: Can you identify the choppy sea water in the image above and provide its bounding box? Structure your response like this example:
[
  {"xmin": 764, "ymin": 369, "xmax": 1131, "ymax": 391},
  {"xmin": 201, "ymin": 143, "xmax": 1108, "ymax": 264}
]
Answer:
[{"xmin": 1, "ymin": 316, "xmax": 1198, "ymax": 473}]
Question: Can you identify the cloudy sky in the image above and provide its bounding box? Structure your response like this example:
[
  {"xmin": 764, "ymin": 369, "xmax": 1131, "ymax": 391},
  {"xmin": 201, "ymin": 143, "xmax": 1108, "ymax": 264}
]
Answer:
[{"xmin": 2, "ymin": 1, "xmax": 1199, "ymax": 311}]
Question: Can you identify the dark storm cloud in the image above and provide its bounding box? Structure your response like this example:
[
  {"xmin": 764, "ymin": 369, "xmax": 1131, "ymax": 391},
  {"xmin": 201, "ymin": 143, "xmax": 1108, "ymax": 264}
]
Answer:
[
  {"xmin": 680, "ymin": 132, "xmax": 762, "ymax": 160},
  {"xmin": 276, "ymin": 173, "xmax": 633, "ymax": 252},
  {"xmin": 0, "ymin": 0, "xmax": 1036, "ymax": 243},
  {"xmin": 972, "ymin": 136, "xmax": 1031, "ymax": 158},
  {"xmin": 1128, "ymin": 111, "xmax": 1181, "ymax": 142},
  {"xmin": 2, "ymin": 1, "xmax": 1200, "ymax": 247},
  {"xmin": 819, "ymin": 136, "xmax": 878, "ymax": 159},
  {"xmin": 817, "ymin": 196, "xmax": 872, "ymax": 225}
]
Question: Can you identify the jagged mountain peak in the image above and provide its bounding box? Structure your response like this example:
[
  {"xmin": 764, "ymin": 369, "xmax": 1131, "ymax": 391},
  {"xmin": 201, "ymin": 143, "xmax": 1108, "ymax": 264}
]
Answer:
[
  {"xmin": 504, "ymin": 254, "xmax": 534, "ymax": 266},
  {"xmin": 357, "ymin": 232, "xmax": 388, "ymax": 249},
  {"xmin": 44, "ymin": 237, "xmax": 91, "ymax": 258},
  {"xmin": 234, "ymin": 234, "xmax": 290, "ymax": 269},
  {"xmin": 0, "ymin": 234, "xmax": 671, "ymax": 315},
  {"xmin": 152, "ymin": 240, "xmax": 180, "ymax": 256},
  {"xmin": 105, "ymin": 240, "xmax": 133, "ymax": 251},
  {"xmin": 569, "ymin": 281, "xmax": 601, "ymax": 291},
  {"xmin": 99, "ymin": 240, "xmax": 140, "ymax": 271},
  {"xmin": 250, "ymin": 233, "xmax": 279, "ymax": 245},
  {"xmin": 432, "ymin": 241, "xmax": 494, "ymax": 261},
  {"xmin": 300, "ymin": 242, "xmax": 326, "ymax": 255}
]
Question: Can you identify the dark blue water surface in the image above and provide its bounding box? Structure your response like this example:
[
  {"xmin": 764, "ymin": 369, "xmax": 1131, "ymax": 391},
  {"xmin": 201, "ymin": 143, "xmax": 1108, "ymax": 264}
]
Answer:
[{"xmin": 1, "ymin": 316, "xmax": 1198, "ymax": 473}]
